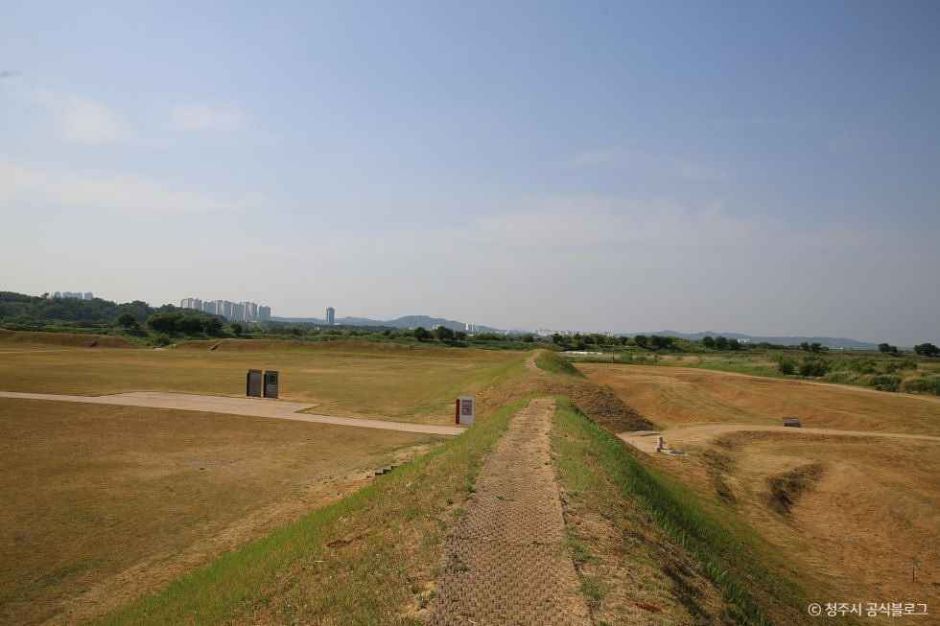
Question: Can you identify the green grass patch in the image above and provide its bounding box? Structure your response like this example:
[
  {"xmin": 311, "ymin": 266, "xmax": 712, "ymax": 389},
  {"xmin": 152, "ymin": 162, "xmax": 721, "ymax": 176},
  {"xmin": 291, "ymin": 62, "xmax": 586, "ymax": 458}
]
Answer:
[
  {"xmin": 96, "ymin": 395, "xmax": 533, "ymax": 625},
  {"xmin": 535, "ymin": 350, "xmax": 584, "ymax": 377}
]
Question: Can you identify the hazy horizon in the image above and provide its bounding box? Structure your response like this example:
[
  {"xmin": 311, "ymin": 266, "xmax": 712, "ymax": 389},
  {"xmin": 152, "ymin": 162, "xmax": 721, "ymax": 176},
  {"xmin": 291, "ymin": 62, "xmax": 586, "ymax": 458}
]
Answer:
[{"xmin": 2, "ymin": 2, "xmax": 938, "ymax": 345}]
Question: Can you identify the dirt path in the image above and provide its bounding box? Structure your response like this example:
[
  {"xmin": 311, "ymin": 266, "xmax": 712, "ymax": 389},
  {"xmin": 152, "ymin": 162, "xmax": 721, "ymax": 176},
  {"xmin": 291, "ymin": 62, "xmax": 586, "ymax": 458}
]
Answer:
[
  {"xmin": 428, "ymin": 398, "xmax": 591, "ymax": 626},
  {"xmin": 620, "ymin": 423, "xmax": 940, "ymax": 455},
  {"xmin": 0, "ymin": 390, "xmax": 463, "ymax": 436}
]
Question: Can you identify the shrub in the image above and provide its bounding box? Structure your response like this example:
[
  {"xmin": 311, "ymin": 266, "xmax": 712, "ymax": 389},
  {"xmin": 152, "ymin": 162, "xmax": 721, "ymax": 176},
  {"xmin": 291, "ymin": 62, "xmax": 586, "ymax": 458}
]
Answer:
[
  {"xmin": 776, "ymin": 356, "xmax": 796, "ymax": 375},
  {"xmin": 798, "ymin": 356, "xmax": 829, "ymax": 377},
  {"xmin": 823, "ymin": 370, "xmax": 862, "ymax": 385},
  {"xmin": 900, "ymin": 376, "xmax": 940, "ymax": 396},
  {"xmin": 866, "ymin": 374, "xmax": 901, "ymax": 392}
]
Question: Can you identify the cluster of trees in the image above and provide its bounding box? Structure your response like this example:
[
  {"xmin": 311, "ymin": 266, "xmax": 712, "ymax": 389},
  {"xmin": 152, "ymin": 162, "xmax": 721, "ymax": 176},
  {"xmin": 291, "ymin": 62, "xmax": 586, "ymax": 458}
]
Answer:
[
  {"xmin": 146, "ymin": 311, "xmax": 225, "ymax": 337},
  {"xmin": 701, "ymin": 335, "xmax": 742, "ymax": 351},
  {"xmin": 799, "ymin": 342, "xmax": 827, "ymax": 353},
  {"xmin": 0, "ymin": 291, "xmax": 154, "ymax": 326},
  {"xmin": 914, "ymin": 343, "xmax": 940, "ymax": 357},
  {"xmin": 551, "ymin": 333, "xmax": 627, "ymax": 349},
  {"xmin": 634, "ymin": 334, "xmax": 676, "ymax": 350}
]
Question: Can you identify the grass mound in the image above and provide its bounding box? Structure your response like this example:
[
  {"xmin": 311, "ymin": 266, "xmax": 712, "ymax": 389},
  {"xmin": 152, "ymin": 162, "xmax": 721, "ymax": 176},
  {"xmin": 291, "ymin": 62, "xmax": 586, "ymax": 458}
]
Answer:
[
  {"xmin": 767, "ymin": 463, "xmax": 824, "ymax": 515},
  {"xmin": 535, "ymin": 350, "xmax": 584, "ymax": 377}
]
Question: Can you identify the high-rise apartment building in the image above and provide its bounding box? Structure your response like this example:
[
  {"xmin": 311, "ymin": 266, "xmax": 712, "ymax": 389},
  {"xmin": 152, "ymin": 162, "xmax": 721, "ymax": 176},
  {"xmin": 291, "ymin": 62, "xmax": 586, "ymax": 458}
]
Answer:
[
  {"xmin": 325, "ymin": 306, "xmax": 335, "ymax": 325},
  {"xmin": 179, "ymin": 297, "xmax": 270, "ymax": 322}
]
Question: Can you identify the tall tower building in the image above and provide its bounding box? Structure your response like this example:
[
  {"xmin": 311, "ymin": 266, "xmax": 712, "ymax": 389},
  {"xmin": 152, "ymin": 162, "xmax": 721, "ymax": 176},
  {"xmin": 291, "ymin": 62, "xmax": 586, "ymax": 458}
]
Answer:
[{"xmin": 325, "ymin": 307, "xmax": 335, "ymax": 325}]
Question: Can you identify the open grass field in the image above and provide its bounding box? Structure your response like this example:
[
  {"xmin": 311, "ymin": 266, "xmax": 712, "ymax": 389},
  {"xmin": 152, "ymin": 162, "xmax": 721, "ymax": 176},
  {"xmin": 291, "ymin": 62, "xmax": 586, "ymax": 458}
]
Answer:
[
  {"xmin": 0, "ymin": 335, "xmax": 526, "ymax": 424},
  {"xmin": 580, "ymin": 363, "xmax": 940, "ymax": 436},
  {"xmin": 0, "ymin": 398, "xmax": 442, "ymax": 625},
  {"xmin": 581, "ymin": 362, "xmax": 940, "ymax": 622}
]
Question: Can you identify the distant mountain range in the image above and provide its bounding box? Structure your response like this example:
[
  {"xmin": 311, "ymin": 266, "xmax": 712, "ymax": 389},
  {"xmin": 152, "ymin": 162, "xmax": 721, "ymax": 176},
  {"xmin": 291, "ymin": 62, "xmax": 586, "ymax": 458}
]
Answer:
[
  {"xmin": 631, "ymin": 330, "xmax": 878, "ymax": 349},
  {"xmin": 272, "ymin": 313, "xmax": 878, "ymax": 348},
  {"xmin": 271, "ymin": 314, "xmax": 500, "ymax": 333}
]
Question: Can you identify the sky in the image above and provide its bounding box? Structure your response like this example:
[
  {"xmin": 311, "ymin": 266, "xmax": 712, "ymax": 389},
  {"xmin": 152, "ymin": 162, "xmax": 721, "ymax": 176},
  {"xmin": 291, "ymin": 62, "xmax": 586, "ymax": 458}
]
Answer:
[{"xmin": 1, "ymin": 1, "xmax": 938, "ymax": 344}]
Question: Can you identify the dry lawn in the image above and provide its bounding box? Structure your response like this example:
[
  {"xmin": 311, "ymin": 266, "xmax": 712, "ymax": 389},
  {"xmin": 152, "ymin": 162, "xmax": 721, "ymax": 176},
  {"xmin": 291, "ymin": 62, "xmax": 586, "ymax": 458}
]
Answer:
[
  {"xmin": 689, "ymin": 433, "xmax": 940, "ymax": 621},
  {"xmin": 0, "ymin": 398, "xmax": 442, "ymax": 625},
  {"xmin": 0, "ymin": 339, "xmax": 524, "ymax": 424},
  {"xmin": 587, "ymin": 363, "xmax": 940, "ymax": 622},
  {"xmin": 581, "ymin": 363, "xmax": 940, "ymax": 436}
]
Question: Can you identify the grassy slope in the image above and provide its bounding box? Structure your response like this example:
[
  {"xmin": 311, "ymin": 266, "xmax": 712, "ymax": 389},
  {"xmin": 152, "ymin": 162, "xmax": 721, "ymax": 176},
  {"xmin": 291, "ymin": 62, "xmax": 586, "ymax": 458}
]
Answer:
[
  {"xmin": 534, "ymin": 350, "xmax": 584, "ymax": 377},
  {"xmin": 97, "ymin": 366, "xmax": 534, "ymax": 625},
  {"xmin": 552, "ymin": 399, "xmax": 813, "ymax": 625}
]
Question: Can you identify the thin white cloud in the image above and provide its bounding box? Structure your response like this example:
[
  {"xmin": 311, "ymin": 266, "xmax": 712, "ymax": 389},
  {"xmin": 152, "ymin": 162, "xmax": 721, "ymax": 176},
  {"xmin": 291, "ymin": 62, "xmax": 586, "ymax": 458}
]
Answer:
[
  {"xmin": 570, "ymin": 147, "xmax": 728, "ymax": 183},
  {"xmin": 0, "ymin": 160, "xmax": 259, "ymax": 215},
  {"xmin": 35, "ymin": 91, "xmax": 129, "ymax": 145},
  {"xmin": 170, "ymin": 103, "xmax": 246, "ymax": 132}
]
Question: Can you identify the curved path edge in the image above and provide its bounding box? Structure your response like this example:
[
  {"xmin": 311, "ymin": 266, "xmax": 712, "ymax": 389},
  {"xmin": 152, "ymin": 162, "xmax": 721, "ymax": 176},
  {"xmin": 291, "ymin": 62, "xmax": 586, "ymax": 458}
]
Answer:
[{"xmin": 0, "ymin": 390, "xmax": 463, "ymax": 436}]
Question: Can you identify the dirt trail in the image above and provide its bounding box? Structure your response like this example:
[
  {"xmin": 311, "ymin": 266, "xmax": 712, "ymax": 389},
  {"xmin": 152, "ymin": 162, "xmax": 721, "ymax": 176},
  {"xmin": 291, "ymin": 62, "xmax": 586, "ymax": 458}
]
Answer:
[
  {"xmin": 621, "ymin": 423, "xmax": 940, "ymax": 455},
  {"xmin": 428, "ymin": 398, "xmax": 591, "ymax": 626},
  {"xmin": 0, "ymin": 390, "xmax": 462, "ymax": 436}
]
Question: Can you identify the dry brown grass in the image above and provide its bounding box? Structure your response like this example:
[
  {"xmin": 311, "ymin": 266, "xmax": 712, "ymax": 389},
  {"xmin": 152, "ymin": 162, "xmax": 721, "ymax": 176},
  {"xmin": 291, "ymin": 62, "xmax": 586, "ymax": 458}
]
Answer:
[
  {"xmin": 0, "ymin": 398, "xmax": 442, "ymax": 625},
  {"xmin": 0, "ymin": 340, "xmax": 524, "ymax": 424},
  {"xmin": 691, "ymin": 433, "xmax": 940, "ymax": 618},
  {"xmin": 0, "ymin": 329, "xmax": 132, "ymax": 349},
  {"xmin": 581, "ymin": 363, "xmax": 940, "ymax": 436},
  {"xmin": 587, "ymin": 363, "xmax": 940, "ymax": 622}
]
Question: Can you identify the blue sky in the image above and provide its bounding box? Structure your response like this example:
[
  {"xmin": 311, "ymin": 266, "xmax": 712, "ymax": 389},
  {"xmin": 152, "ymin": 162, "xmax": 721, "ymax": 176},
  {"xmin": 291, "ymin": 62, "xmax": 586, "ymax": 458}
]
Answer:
[{"xmin": 1, "ymin": 1, "xmax": 938, "ymax": 343}]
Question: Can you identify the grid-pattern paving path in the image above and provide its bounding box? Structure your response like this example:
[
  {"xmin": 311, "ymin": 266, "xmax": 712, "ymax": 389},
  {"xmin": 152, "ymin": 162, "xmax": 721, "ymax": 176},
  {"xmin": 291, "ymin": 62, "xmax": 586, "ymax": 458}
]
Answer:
[{"xmin": 429, "ymin": 397, "xmax": 591, "ymax": 626}]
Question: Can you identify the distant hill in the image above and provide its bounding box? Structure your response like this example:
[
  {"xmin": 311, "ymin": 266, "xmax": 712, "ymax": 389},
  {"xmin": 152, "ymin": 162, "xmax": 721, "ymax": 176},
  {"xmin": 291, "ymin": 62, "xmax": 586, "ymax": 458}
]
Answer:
[
  {"xmin": 271, "ymin": 314, "xmax": 501, "ymax": 333},
  {"xmin": 635, "ymin": 330, "xmax": 877, "ymax": 350}
]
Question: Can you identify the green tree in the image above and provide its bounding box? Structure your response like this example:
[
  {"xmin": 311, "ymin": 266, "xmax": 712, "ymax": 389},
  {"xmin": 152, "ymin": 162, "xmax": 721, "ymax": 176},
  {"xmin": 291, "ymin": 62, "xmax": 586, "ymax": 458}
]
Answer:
[
  {"xmin": 231, "ymin": 322, "xmax": 243, "ymax": 336},
  {"xmin": 702, "ymin": 336, "xmax": 716, "ymax": 349},
  {"xmin": 433, "ymin": 325, "xmax": 455, "ymax": 341},
  {"xmin": 914, "ymin": 342, "xmax": 940, "ymax": 357},
  {"xmin": 116, "ymin": 313, "xmax": 138, "ymax": 329},
  {"xmin": 878, "ymin": 343, "xmax": 899, "ymax": 355},
  {"xmin": 715, "ymin": 336, "xmax": 729, "ymax": 350},
  {"xmin": 413, "ymin": 327, "xmax": 431, "ymax": 341},
  {"xmin": 634, "ymin": 334, "xmax": 649, "ymax": 349}
]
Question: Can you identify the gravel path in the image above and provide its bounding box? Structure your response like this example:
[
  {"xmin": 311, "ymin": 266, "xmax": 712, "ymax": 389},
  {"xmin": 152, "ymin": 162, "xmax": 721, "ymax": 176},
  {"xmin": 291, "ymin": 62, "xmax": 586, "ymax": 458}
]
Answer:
[
  {"xmin": 429, "ymin": 397, "xmax": 591, "ymax": 626},
  {"xmin": 0, "ymin": 390, "xmax": 463, "ymax": 436},
  {"xmin": 620, "ymin": 423, "xmax": 940, "ymax": 454}
]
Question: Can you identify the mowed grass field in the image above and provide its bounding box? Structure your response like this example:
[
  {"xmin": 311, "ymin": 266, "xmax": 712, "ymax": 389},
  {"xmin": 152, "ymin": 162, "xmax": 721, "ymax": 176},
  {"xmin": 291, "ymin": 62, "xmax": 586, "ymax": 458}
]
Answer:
[
  {"xmin": 0, "ymin": 398, "xmax": 442, "ymax": 625},
  {"xmin": 580, "ymin": 363, "xmax": 940, "ymax": 436},
  {"xmin": 0, "ymin": 336, "xmax": 526, "ymax": 424},
  {"xmin": 580, "ymin": 363, "xmax": 940, "ymax": 619}
]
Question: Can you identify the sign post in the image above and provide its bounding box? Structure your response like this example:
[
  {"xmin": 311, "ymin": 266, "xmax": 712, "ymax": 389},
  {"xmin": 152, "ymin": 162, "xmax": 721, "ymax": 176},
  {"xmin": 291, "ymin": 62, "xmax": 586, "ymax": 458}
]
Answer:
[
  {"xmin": 263, "ymin": 370, "xmax": 279, "ymax": 398},
  {"xmin": 246, "ymin": 369, "xmax": 262, "ymax": 397},
  {"xmin": 455, "ymin": 395, "xmax": 475, "ymax": 426}
]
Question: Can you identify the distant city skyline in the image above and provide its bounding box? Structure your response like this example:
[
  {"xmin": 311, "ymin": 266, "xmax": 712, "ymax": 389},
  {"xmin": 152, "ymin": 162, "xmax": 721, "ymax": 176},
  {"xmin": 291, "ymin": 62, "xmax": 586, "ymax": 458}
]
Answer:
[
  {"xmin": 180, "ymin": 297, "xmax": 270, "ymax": 323},
  {"xmin": 53, "ymin": 291, "xmax": 94, "ymax": 300}
]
